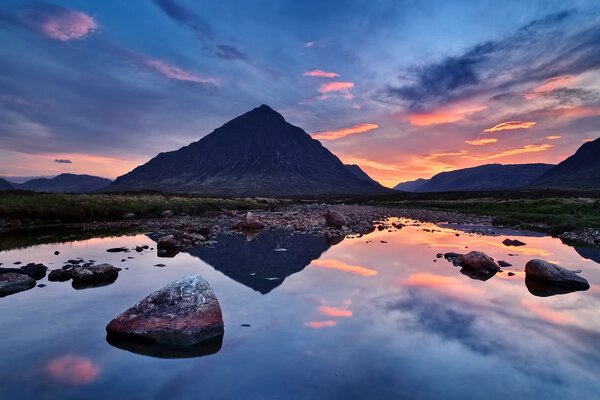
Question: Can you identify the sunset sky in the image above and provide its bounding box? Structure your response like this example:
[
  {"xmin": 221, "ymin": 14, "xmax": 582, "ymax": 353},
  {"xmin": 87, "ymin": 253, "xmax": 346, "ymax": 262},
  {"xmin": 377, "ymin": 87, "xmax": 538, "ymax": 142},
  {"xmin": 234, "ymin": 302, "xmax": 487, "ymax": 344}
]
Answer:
[{"xmin": 1, "ymin": 0, "xmax": 600, "ymax": 187}]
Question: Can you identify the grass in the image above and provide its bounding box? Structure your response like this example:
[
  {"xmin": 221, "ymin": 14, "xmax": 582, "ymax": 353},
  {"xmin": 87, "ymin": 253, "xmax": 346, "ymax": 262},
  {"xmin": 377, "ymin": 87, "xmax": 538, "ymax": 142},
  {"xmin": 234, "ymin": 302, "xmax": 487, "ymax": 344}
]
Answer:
[{"xmin": 0, "ymin": 191, "xmax": 285, "ymax": 223}]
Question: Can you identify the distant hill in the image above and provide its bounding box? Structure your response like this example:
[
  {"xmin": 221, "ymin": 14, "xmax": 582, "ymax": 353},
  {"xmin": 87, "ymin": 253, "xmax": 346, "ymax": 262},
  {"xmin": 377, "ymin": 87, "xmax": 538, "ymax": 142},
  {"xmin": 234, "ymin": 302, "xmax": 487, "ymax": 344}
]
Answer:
[
  {"xmin": 415, "ymin": 163, "xmax": 554, "ymax": 192},
  {"xmin": 19, "ymin": 173, "xmax": 112, "ymax": 193},
  {"xmin": 344, "ymin": 164, "xmax": 381, "ymax": 185},
  {"xmin": 532, "ymin": 138, "xmax": 600, "ymax": 189},
  {"xmin": 394, "ymin": 178, "xmax": 429, "ymax": 192},
  {"xmin": 0, "ymin": 178, "xmax": 14, "ymax": 191},
  {"xmin": 109, "ymin": 105, "xmax": 390, "ymax": 196}
]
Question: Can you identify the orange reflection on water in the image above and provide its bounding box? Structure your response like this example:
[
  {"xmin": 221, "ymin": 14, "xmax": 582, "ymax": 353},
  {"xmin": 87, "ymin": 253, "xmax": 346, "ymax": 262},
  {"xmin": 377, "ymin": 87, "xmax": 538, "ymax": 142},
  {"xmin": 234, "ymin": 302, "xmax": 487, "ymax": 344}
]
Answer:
[
  {"xmin": 404, "ymin": 273, "xmax": 485, "ymax": 298},
  {"xmin": 311, "ymin": 259, "xmax": 378, "ymax": 277},
  {"xmin": 305, "ymin": 320, "xmax": 337, "ymax": 329},
  {"xmin": 521, "ymin": 299, "xmax": 573, "ymax": 325},
  {"xmin": 45, "ymin": 355, "xmax": 100, "ymax": 385},
  {"xmin": 318, "ymin": 300, "xmax": 353, "ymax": 317}
]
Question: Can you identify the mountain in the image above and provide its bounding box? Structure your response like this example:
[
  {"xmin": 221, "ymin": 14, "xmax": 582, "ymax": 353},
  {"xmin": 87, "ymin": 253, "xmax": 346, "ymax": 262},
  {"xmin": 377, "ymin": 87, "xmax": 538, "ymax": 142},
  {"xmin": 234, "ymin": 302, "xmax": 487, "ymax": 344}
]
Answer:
[
  {"xmin": 0, "ymin": 178, "xmax": 14, "ymax": 191},
  {"xmin": 1, "ymin": 175, "xmax": 55, "ymax": 184},
  {"xmin": 394, "ymin": 178, "xmax": 429, "ymax": 192},
  {"xmin": 109, "ymin": 105, "xmax": 389, "ymax": 196},
  {"xmin": 416, "ymin": 163, "xmax": 554, "ymax": 192},
  {"xmin": 19, "ymin": 174, "xmax": 112, "ymax": 193},
  {"xmin": 532, "ymin": 138, "xmax": 600, "ymax": 189},
  {"xmin": 344, "ymin": 164, "xmax": 381, "ymax": 185}
]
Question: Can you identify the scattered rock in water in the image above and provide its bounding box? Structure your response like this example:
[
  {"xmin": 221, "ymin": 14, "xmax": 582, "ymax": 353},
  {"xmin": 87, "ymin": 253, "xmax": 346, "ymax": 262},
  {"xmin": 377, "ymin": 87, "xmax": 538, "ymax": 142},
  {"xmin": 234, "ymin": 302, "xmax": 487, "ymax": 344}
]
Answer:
[
  {"xmin": 241, "ymin": 324, "xmax": 251, "ymax": 327},
  {"xmin": 446, "ymin": 251, "xmax": 500, "ymax": 281},
  {"xmin": 161, "ymin": 210, "xmax": 173, "ymax": 218},
  {"xmin": 67, "ymin": 259, "xmax": 82, "ymax": 264},
  {"xmin": 71, "ymin": 263, "xmax": 120, "ymax": 289},
  {"xmin": 232, "ymin": 212, "xmax": 266, "ymax": 230},
  {"xmin": 498, "ymin": 260, "xmax": 512, "ymax": 268},
  {"xmin": 0, "ymin": 273, "xmax": 36, "ymax": 297},
  {"xmin": 20, "ymin": 263, "xmax": 48, "ymax": 280},
  {"xmin": 106, "ymin": 275, "xmax": 224, "ymax": 347},
  {"xmin": 154, "ymin": 264, "xmax": 166, "ymax": 267},
  {"xmin": 507, "ymin": 272, "xmax": 516, "ymax": 276},
  {"xmin": 54, "ymin": 251, "xmax": 60, "ymax": 255},
  {"xmin": 325, "ymin": 210, "xmax": 346, "ymax": 228},
  {"xmin": 48, "ymin": 268, "xmax": 72, "ymax": 282},
  {"xmin": 37, "ymin": 284, "xmax": 46, "ymax": 288},
  {"xmin": 436, "ymin": 253, "xmax": 443, "ymax": 258},
  {"xmin": 106, "ymin": 247, "xmax": 129, "ymax": 253},
  {"xmin": 502, "ymin": 239, "xmax": 526, "ymax": 247},
  {"xmin": 525, "ymin": 259, "xmax": 589, "ymax": 295},
  {"xmin": 13, "ymin": 261, "xmax": 21, "ymax": 265}
]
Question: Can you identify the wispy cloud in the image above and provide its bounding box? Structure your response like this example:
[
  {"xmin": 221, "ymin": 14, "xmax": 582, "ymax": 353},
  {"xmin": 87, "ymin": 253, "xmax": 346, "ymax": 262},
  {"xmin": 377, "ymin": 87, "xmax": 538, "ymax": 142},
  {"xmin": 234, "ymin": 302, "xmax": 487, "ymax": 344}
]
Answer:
[
  {"xmin": 22, "ymin": 3, "xmax": 98, "ymax": 41},
  {"xmin": 546, "ymin": 135, "xmax": 562, "ymax": 140},
  {"xmin": 318, "ymin": 81, "xmax": 354, "ymax": 99},
  {"xmin": 311, "ymin": 259, "xmax": 377, "ymax": 276},
  {"xmin": 216, "ymin": 45, "xmax": 247, "ymax": 60},
  {"xmin": 405, "ymin": 104, "xmax": 486, "ymax": 126},
  {"xmin": 152, "ymin": 0, "xmax": 213, "ymax": 40},
  {"xmin": 311, "ymin": 123, "xmax": 378, "ymax": 140},
  {"xmin": 525, "ymin": 75, "xmax": 574, "ymax": 99},
  {"xmin": 54, "ymin": 159, "xmax": 72, "ymax": 164},
  {"xmin": 465, "ymin": 138, "xmax": 498, "ymax": 146},
  {"xmin": 304, "ymin": 69, "xmax": 339, "ymax": 78},
  {"xmin": 305, "ymin": 320, "xmax": 337, "ymax": 329},
  {"xmin": 141, "ymin": 58, "xmax": 218, "ymax": 85},
  {"xmin": 303, "ymin": 41, "xmax": 316, "ymax": 48},
  {"xmin": 483, "ymin": 121, "xmax": 536, "ymax": 133},
  {"xmin": 471, "ymin": 144, "xmax": 552, "ymax": 160}
]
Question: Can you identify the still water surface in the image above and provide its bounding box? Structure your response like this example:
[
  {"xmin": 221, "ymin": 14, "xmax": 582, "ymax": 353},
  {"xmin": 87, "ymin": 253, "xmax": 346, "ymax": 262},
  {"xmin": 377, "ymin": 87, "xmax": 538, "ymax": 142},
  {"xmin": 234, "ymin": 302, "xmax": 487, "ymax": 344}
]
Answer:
[{"xmin": 1, "ymin": 219, "xmax": 600, "ymax": 399}]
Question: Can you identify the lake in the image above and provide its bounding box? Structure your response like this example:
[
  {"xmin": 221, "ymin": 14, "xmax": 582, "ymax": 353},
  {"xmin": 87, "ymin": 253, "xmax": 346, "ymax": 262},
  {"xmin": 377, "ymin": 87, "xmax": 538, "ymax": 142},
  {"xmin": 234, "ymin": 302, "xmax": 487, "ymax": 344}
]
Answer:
[{"xmin": 1, "ymin": 218, "xmax": 599, "ymax": 400}]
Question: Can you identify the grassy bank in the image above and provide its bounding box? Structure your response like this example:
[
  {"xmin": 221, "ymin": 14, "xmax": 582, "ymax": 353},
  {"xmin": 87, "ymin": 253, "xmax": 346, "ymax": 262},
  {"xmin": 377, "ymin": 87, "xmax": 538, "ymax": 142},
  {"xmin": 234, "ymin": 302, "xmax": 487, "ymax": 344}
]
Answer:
[
  {"xmin": 0, "ymin": 191, "xmax": 284, "ymax": 223},
  {"xmin": 366, "ymin": 191, "xmax": 600, "ymax": 234}
]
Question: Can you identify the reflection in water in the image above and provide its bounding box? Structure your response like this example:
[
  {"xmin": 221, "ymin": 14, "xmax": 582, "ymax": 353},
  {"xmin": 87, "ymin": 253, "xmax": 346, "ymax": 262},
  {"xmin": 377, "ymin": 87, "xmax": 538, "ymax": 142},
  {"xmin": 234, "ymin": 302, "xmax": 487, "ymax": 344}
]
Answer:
[
  {"xmin": 187, "ymin": 230, "xmax": 332, "ymax": 294},
  {"xmin": 459, "ymin": 266, "xmax": 498, "ymax": 281},
  {"xmin": 525, "ymin": 276, "xmax": 590, "ymax": 297},
  {"xmin": 106, "ymin": 333, "xmax": 223, "ymax": 359},
  {"xmin": 574, "ymin": 245, "xmax": 600, "ymax": 264},
  {"xmin": 45, "ymin": 355, "xmax": 100, "ymax": 385},
  {"xmin": 310, "ymin": 259, "xmax": 378, "ymax": 276}
]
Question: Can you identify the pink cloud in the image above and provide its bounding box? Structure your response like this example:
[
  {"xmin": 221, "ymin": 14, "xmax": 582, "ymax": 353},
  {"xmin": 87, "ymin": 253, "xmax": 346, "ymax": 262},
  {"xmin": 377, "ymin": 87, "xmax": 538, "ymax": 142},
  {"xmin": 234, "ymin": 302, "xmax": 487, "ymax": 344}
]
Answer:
[
  {"xmin": 142, "ymin": 59, "xmax": 218, "ymax": 85},
  {"xmin": 483, "ymin": 121, "xmax": 536, "ymax": 133},
  {"xmin": 525, "ymin": 75, "xmax": 574, "ymax": 99},
  {"xmin": 465, "ymin": 138, "xmax": 498, "ymax": 146},
  {"xmin": 318, "ymin": 81, "xmax": 354, "ymax": 100},
  {"xmin": 304, "ymin": 69, "xmax": 339, "ymax": 78},
  {"xmin": 46, "ymin": 355, "xmax": 101, "ymax": 385},
  {"xmin": 405, "ymin": 104, "xmax": 487, "ymax": 126},
  {"xmin": 311, "ymin": 123, "xmax": 379, "ymax": 140},
  {"xmin": 305, "ymin": 320, "xmax": 337, "ymax": 329},
  {"xmin": 38, "ymin": 9, "xmax": 98, "ymax": 41}
]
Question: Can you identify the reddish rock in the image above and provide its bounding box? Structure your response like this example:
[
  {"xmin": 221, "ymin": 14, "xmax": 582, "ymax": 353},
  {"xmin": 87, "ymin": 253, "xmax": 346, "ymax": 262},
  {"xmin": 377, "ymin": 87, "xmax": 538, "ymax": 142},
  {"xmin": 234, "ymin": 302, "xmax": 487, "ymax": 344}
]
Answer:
[
  {"xmin": 0, "ymin": 273, "xmax": 36, "ymax": 297},
  {"xmin": 325, "ymin": 210, "xmax": 346, "ymax": 228},
  {"xmin": 232, "ymin": 212, "xmax": 265, "ymax": 230},
  {"xmin": 502, "ymin": 238, "xmax": 526, "ymax": 247},
  {"xmin": 71, "ymin": 263, "xmax": 119, "ymax": 284},
  {"xmin": 458, "ymin": 251, "xmax": 500, "ymax": 273},
  {"xmin": 525, "ymin": 259, "xmax": 589, "ymax": 290},
  {"xmin": 106, "ymin": 275, "xmax": 224, "ymax": 345}
]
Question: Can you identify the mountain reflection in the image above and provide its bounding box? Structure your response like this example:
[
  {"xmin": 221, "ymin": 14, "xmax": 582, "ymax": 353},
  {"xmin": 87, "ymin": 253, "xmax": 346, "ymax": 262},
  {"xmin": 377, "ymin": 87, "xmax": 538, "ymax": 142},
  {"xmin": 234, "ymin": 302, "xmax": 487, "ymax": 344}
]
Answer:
[{"xmin": 187, "ymin": 230, "xmax": 334, "ymax": 294}]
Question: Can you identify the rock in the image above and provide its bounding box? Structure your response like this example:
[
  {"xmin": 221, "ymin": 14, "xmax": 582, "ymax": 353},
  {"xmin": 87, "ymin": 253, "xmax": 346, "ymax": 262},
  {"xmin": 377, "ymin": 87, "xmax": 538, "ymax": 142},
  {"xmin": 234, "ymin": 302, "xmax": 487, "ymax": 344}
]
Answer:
[
  {"xmin": 443, "ymin": 252, "xmax": 463, "ymax": 260},
  {"xmin": 507, "ymin": 272, "xmax": 516, "ymax": 276},
  {"xmin": 161, "ymin": 210, "xmax": 174, "ymax": 217},
  {"xmin": 157, "ymin": 235, "xmax": 180, "ymax": 250},
  {"xmin": 106, "ymin": 247, "xmax": 129, "ymax": 253},
  {"xmin": 436, "ymin": 253, "xmax": 443, "ymax": 258},
  {"xmin": 498, "ymin": 260, "xmax": 512, "ymax": 267},
  {"xmin": 20, "ymin": 263, "xmax": 48, "ymax": 280},
  {"xmin": 525, "ymin": 259, "xmax": 590, "ymax": 291},
  {"xmin": 48, "ymin": 269, "xmax": 72, "ymax": 282},
  {"xmin": 232, "ymin": 212, "xmax": 265, "ymax": 230},
  {"xmin": 54, "ymin": 251, "xmax": 60, "ymax": 255},
  {"xmin": 106, "ymin": 275, "xmax": 224, "ymax": 346},
  {"xmin": 71, "ymin": 263, "xmax": 119, "ymax": 287},
  {"xmin": 123, "ymin": 213, "xmax": 136, "ymax": 219},
  {"xmin": 325, "ymin": 210, "xmax": 346, "ymax": 228},
  {"xmin": 502, "ymin": 239, "xmax": 526, "ymax": 247},
  {"xmin": 67, "ymin": 259, "xmax": 82, "ymax": 264},
  {"xmin": 457, "ymin": 251, "xmax": 500, "ymax": 276},
  {"xmin": 0, "ymin": 273, "xmax": 36, "ymax": 297},
  {"xmin": 0, "ymin": 267, "xmax": 25, "ymax": 275},
  {"xmin": 37, "ymin": 284, "xmax": 46, "ymax": 288}
]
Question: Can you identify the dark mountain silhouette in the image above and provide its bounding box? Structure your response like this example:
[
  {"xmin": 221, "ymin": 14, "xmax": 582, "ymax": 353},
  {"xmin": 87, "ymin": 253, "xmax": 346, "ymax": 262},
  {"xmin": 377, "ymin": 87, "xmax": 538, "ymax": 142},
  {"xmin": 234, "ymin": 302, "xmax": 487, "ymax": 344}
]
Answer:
[
  {"xmin": 414, "ymin": 163, "xmax": 554, "ymax": 192},
  {"xmin": 109, "ymin": 105, "xmax": 389, "ymax": 196},
  {"xmin": 19, "ymin": 173, "xmax": 112, "ymax": 193},
  {"xmin": 344, "ymin": 164, "xmax": 381, "ymax": 185},
  {"xmin": 394, "ymin": 178, "xmax": 429, "ymax": 192},
  {"xmin": 0, "ymin": 178, "xmax": 14, "ymax": 191},
  {"xmin": 532, "ymin": 138, "xmax": 600, "ymax": 189},
  {"xmin": 187, "ymin": 229, "xmax": 332, "ymax": 294}
]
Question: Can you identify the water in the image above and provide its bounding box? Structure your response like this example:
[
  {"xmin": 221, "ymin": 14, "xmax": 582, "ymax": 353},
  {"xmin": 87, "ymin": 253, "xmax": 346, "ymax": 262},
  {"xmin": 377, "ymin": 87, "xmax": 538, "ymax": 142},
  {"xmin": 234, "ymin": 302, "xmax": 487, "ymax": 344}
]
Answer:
[{"xmin": 1, "ymin": 219, "xmax": 600, "ymax": 400}]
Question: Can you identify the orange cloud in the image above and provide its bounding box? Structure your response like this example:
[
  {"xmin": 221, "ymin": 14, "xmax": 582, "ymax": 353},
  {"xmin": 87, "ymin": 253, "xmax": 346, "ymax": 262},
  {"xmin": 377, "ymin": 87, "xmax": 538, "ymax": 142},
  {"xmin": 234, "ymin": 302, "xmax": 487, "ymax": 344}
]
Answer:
[
  {"xmin": 471, "ymin": 144, "xmax": 552, "ymax": 160},
  {"xmin": 305, "ymin": 320, "xmax": 337, "ymax": 329},
  {"xmin": 465, "ymin": 138, "xmax": 498, "ymax": 146},
  {"xmin": 525, "ymin": 75, "xmax": 574, "ymax": 99},
  {"xmin": 404, "ymin": 273, "xmax": 484, "ymax": 297},
  {"xmin": 406, "ymin": 105, "xmax": 487, "ymax": 126},
  {"xmin": 318, "ymin": 300, "xmax": 352, "ymax": 318},
  {"xmin": 304, "ymin": 69, "xmax": 339, "ymax": 78},
  {"xmin": 46, "ymin": 355, "xmax": 101, "ymax": 385},
  {"xmin": 318, "ymin": 81, "xmax": 354, "ymax": 99},
  {"xmin": 546, "ymin": 135, "xmax": 561, "ymax": 140},
  {"xmin": 531, "ymin": 106, "xmax": 600, "ymax": 120},
  {"xmin": 311, "ymin": 259, "xmax": 378, "ymax": 276},
  {"xmin": 311, "ymin": 123, "xmax": 379, "ymax": 140},
  {"xmin": 483, "ymin": 121, "xmax": 536, "ymax": 133}
]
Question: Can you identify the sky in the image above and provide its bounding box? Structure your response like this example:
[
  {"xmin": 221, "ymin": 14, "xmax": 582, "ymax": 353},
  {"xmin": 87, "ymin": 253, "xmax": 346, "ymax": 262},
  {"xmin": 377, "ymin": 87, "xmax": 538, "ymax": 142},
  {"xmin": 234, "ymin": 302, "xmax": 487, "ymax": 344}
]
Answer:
[{"xmin": 1, "ymin": 0, "xmax": 600, "ymax": 187}]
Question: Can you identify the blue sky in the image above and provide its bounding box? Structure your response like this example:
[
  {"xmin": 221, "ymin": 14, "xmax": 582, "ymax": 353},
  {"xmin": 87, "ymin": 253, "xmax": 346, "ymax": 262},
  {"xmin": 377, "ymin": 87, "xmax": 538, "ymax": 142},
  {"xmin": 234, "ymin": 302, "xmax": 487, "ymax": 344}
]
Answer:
[{"xmin": 1, "ymin": 0, "xmax": 599, "ymax": 186}]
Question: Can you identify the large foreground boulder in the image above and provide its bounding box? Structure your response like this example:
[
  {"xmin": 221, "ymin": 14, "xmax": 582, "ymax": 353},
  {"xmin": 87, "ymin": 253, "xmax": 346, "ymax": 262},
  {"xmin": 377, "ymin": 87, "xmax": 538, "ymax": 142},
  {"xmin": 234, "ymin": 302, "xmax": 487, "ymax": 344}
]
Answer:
[
  {"xmin": 525, "ymin": 259, "xmax": 589, "ymax": 291},
  {"xmin": 71, "ymin": 263, "xmax": 119, "ymax": 289},
  {"xmin": 106, "ymin": 275, "xmax": 224, "ymax": 346},
  {"xmin": 0, "ymin": 273, "xmax": 36, "ymax": 297}
]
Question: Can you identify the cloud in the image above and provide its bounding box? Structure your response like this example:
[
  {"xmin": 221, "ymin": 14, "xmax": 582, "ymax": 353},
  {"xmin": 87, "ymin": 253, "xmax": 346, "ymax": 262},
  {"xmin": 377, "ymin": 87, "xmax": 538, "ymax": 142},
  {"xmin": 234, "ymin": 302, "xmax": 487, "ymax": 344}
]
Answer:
[
  {"xmin": 311, "ymin": 123, "xmax": 379, "ymax": 140},
  {"xmin": 318, "ymin": 81, "xmax": 354, "ymax": 99},
  {"xmin": 22, "ymin": 3, "xmax": 98, "ymax": 41},
  {"xmin": 303, "ymin": 41, "xmax": 316, "ymax": 48},
  {"xmin": 152, "ymin": 0, "xmax": 213, "ymax": 40},
  {"xmin": 305, "ymin": 320, "xmax": 337, "ymax": 329},
  {"xmin": 405, "ymin": 104, "xmax": 487, "ymax": 126},
  {"xmin": 141, "ymin": 58, "xmax": 218, "ymax": 85},
  {"xmin": 304, "ymin": 69, "xmax": 339, "ymax": 78},
  {"xmin": 525, "ymin": 75, "xmax": 574, "ymax": 99},
  {"xmin": 311, "ymin": 259, "xmax": 378, "ymax": 276},
  {"xmin": 483, "ymin": 121, "xmax": 536, "ymax": 133},
  {"xmin": 471, "ymin": 144, "xmax": 552, "ymax": 160},
  {"xmin": 54, "ymin": 158, "xmax": 72, "ymax": 164},
  {"xmin": 546, "ymin": 135, "xmax": 562, "ymax": 140},
  {"xmin": 216, "ymin": 44, "xmax": 247, "ymax": 60},
  {"xmin": 465, "ymin": 138, "xmax": 498, "ymax": 146},
  {"xmin": 45, "ymin": 355, "xmax": 100, "ymax": 385},
  {"xmin": 318, "ymin": 304, "xmax": 353, "ymax": 318}
]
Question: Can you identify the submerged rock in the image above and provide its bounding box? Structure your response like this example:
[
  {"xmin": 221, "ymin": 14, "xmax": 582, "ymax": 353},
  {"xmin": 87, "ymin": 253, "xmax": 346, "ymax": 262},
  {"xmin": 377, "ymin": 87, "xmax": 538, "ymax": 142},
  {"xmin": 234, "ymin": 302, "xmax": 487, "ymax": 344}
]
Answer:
[
  {"xmin": 48, "ymin": 268, "xmax": 71, "ymax": 282},
  {"xmin": 20, "ymin": 263, "xmax": 48, "ymax": 280},
  {"xmin": 106, "ymin": 275, "xmax": 224, "ymax": 346},
  {"xmin": 325, "ymin": 210, "xmax": 346, "ymax": 228},
  {"xmin": 71, "ymin": 263, "xmax": 119, "ymax": 288},
  {"xmin": 525, "ymin": 259, "xmax": 589, "ymax": 293},
  {"xmin": 106, "ymin": 247, "xmax": 129, "ymax": 253},
  {"xmin": 0, "ymin": 273, "xmax": 36, "ymax": 297},
  {"xmin": 502, "ymin": 238, "xmax": 526, "ymax": 247}
]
